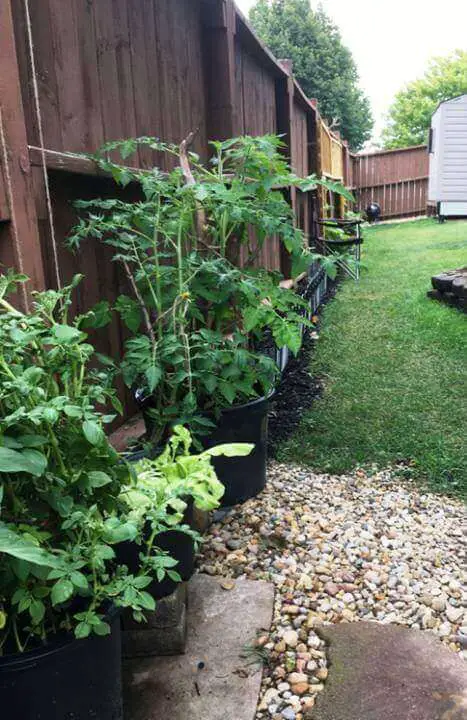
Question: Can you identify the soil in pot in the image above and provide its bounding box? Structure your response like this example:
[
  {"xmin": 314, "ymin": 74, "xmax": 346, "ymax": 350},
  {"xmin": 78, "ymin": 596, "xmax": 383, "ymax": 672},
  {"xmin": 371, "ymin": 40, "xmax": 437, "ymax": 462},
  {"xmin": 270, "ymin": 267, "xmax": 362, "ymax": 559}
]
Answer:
[
  {"xmin": 201, "ymin": 393, "xmax": 272, "ymax": 507},
  {"xmin": 0, "ymin": 606, "xmax": 122, "ymax": 720}
]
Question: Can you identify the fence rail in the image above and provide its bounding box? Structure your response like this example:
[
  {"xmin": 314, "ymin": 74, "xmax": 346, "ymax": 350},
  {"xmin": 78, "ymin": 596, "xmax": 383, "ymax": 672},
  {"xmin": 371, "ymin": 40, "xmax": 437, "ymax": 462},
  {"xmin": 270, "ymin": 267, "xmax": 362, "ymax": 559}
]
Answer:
[{"xmin": 351, "ymin": 145, "xmax": 429, "ymax": 219}]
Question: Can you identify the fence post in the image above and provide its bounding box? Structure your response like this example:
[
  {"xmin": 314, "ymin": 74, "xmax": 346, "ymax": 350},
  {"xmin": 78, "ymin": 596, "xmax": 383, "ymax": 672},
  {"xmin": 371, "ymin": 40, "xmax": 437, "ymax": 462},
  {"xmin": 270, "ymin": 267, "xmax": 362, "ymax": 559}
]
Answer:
[
  {"xmin": 0, "ymin": 0, "xmax": 45, "ymax": 307},
  {"xmin": 276, "ymin": 60, "xmax": 296, "ymax": 278},
  {"xmin": 307, "ymin": 101, "xmax": 320, "ymax": 244},
  {"xmin": 202, "ymin": 0, "xmax": 237, "ymax": 142}
]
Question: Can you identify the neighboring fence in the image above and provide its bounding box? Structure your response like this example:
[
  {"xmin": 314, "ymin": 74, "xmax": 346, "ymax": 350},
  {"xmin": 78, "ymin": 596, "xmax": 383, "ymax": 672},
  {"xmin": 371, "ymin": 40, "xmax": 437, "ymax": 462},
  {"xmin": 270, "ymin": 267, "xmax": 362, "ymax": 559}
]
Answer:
[
  {"xmin": 0, "ymin": 0, "xmax": 351, "ymax": 415},
  {"xmin": 352, "ymin": 145, "xmax": 429, "ymax": 219}
]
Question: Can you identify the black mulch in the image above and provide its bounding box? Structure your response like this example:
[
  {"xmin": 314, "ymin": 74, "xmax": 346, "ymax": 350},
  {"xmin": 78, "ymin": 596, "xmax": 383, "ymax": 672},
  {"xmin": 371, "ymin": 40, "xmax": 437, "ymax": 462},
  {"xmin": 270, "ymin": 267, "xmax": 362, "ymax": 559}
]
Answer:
[{"xmin": 267, "ymin": 281, "xmax": 338, "ymax": 456}]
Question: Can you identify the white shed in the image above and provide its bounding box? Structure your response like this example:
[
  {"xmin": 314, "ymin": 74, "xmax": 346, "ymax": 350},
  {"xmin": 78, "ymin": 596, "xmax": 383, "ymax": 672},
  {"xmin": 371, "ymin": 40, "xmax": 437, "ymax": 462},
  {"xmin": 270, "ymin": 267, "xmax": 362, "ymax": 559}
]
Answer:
[{"xmin": 428, "ymin": 94, "xmax": 467, "ymax": 218}]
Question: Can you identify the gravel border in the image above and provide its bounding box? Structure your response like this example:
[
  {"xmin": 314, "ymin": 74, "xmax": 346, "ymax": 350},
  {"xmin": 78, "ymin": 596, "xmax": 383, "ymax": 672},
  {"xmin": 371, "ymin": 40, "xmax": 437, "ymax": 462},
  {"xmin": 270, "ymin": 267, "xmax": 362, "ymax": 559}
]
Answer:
[{"xmin": 199, "ymin": 463, "xmax": 466, "ymax": 720}]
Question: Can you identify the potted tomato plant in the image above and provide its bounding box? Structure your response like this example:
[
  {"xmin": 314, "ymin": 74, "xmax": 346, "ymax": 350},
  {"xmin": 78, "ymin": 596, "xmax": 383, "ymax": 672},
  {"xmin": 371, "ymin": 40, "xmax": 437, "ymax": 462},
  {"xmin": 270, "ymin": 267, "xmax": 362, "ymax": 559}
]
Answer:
[{"xmin": 69, "ymin": 135, "xmax": 352, "ymax": 504}]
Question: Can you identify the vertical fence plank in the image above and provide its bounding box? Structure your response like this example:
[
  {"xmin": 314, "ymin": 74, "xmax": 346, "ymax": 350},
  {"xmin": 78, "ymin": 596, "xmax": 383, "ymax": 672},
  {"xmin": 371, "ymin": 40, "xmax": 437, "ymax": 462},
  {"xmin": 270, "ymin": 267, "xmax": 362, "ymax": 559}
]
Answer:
[
  {"xmin": 0, "ymin": 0, "xmax": 45, "ymax": 304},
  {"xmin": 202, "ymin": 0, "xmax": 237, "ymax": 141}
]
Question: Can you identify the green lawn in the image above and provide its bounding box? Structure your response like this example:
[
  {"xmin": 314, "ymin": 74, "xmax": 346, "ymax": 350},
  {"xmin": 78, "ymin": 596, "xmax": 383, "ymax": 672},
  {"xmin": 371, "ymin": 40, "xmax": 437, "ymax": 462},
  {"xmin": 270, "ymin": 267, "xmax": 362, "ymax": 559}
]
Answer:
[{"xmin": 279, "ymin": 218, "xmax": 467, "ymax": 495}]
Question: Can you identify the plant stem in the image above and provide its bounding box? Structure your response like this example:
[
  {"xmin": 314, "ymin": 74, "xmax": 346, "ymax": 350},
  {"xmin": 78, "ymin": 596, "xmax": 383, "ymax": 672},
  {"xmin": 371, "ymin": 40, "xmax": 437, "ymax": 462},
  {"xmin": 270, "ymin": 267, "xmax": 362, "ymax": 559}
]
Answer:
[{"xmin": 122, "ymin": 260, "xmax": 156, "ymax": 351}]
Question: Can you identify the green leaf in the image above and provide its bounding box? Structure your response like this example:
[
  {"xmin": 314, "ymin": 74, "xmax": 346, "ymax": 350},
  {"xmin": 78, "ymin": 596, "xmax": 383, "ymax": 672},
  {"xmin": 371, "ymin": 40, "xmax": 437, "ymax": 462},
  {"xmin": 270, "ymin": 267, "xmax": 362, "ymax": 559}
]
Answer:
[
  {"xmin": 70, "ymin": 571, "xmax": 89, "ymax": 590},
  {"xmin": 43, "ymin": 407, "xmax": 59, "ymax": 424},
  {"xmin": 115, "ymin": 295, "xmax": 141, "ymax": 332},
  {"xmin": 104, "ymin": 520, "xmax": 137, "ymax": 544},
  {"xmin": 138, "ymin": 591, "xmax": 156, "ymax": 611},
  {"xmin": 2, "ymin": 436, "xmax": 22, "ymax": 449},
  {"xmin": 29, "ymin": 598, "xmax": 46, "ymax": 624},
  {"xmin": 75, "ymin": 621, "xmax": 91, "ymax": 639},
  {"xmin": 219, "ymin": 383, "xmax": 237, "ymax": 404},
  {"xmin": 243, "ymin": 306, "xmax": 264, "ymax": 332},
  {"xmin": 87, "ymin": 470, "xmax": 113, "ymax": 488},
  {"xmin": 167, "ymin": 570, "xmax": 182, "ymax": 583},
  {"xmin": 119, "ymin": 139, "xmax": 137, "ymax": 160},
  {"xmin": 52, "ymin": 324, "xmax": 84, "ymax": 343},
  {"xmin": 203, "ymin": 375, "xmax": 217, "ymax": 394},
  {"xmin": 145, "ymin": 365, "xmax": 162, "ymax": 393},
  {"xmin": 51, "ymin": 578, "xmax": 74, "ymax": 606},
  {"xmin": 81, "ymin": 301, "xmax": 112, "ymax": 329},
  {"xmin": 17, "ymin": 435, "xmax": 48, "ymax": 448},
  {"xmin": 0, "ymin": 523, "xmax": 59, "ymax": 567},
  {"xmin": 21, "ymin": 449, "xmax": 47, "ymax": 476},
  {"xmin": 63, "ymin": 405, "xmax": 83, "ymax": 418},
  {"xmin": 132, "ymin": 575, "xmax": 152, "ymax": 589},
  {"xmin": 82, "ymin": 420, "xmax": 104, "ymax": 446},
  {"xmin": 94, "ymin": 621, "xmax": 111, "ymax": 636},
  {"xmin": 0, "ymin": 447, "xmax": 46, "ymax": 476},
  {"xmin": 202, "ymin": 443, "xmax": 254, "ymax": 458}
]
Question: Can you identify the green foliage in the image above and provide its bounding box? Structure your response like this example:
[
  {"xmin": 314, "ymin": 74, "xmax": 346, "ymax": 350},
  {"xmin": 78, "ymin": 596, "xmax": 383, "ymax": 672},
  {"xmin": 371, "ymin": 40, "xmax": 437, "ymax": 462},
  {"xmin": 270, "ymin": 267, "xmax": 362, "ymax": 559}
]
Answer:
[
  {"xmin": 249, "ymin": 0, "xmax": 373, "ymax": 150},
  {"xmin": 69, "ymin": 135, "xmax": 350, "ymax": 445},
  {"xmin": 382, "ymin": 50, "xmax": 467, "ymax": 148},
  {"xmin": 125, "ymin": 425, "xmax": 252, "ymax": 516},
  {"xmin": 0, "ymin": 277, "xmax": 183, "ymax": 653},
  {"xmin": 280, "ymin": 219, "xmax": 467, "ymax": 494}
]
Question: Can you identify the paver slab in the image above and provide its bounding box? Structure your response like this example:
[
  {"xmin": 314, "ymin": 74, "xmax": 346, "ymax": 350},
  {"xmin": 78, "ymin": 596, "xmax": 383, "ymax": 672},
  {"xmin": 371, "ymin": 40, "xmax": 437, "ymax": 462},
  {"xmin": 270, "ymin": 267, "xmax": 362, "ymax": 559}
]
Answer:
[
  {"xmin": 123, "ymin": 574, "xmax": 274, "ymax": 720},
  {"xmin": 313, "ymin": 622, "xmax": 467, "ymax": 720}
]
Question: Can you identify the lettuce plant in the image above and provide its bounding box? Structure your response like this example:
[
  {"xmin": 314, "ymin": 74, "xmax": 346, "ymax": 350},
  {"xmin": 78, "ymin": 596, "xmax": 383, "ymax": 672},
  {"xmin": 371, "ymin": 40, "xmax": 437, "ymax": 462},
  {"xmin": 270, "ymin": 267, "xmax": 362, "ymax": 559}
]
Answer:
[{"xmin": 126, "ymin": 425, "xmax": 253, "ymax": 514}]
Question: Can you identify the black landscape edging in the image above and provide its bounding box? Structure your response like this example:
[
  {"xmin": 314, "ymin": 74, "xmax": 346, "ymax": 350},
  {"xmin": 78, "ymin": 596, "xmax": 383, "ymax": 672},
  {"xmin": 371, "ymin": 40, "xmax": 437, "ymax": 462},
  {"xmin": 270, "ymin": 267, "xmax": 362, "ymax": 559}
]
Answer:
[{"xmin": 267, "ymin": 278, "xmax": 339, "ymax": 456}]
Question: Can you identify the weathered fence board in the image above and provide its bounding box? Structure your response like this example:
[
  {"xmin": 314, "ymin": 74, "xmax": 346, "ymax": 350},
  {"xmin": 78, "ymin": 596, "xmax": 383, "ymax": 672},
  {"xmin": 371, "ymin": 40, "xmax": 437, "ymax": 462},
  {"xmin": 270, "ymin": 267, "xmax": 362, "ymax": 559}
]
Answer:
[
  {"xmin": 2, "ymin": 0, "xmax": 352, "ymax": 417},
  {"xmin": 352, "ymin": 145, "xmax": 429, "ymax": 219}
]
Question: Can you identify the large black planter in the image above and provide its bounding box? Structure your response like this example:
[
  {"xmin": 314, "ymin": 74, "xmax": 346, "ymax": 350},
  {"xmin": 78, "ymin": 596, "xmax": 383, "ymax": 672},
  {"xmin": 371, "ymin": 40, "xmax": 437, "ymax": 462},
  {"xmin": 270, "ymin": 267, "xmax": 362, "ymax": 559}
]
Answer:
[
  {"xmin": 0, "ymin": 607, "xmax": 122, "ymax": 719},
  {"xmin": 202, "ymin": 393, "xmax": 272, "ymax": 507}
]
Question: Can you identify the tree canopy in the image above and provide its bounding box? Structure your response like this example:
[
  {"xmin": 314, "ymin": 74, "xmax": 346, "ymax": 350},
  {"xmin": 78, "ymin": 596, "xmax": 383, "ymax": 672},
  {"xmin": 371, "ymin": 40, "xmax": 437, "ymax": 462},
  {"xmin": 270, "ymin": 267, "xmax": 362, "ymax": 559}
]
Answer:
[
  {"xmin": 249, "ymin": 0, "xmax": 373, "ymax": 151},
  {"xmin": 382, "ymin": 50, "xmax": 467, "ymax": 149}
]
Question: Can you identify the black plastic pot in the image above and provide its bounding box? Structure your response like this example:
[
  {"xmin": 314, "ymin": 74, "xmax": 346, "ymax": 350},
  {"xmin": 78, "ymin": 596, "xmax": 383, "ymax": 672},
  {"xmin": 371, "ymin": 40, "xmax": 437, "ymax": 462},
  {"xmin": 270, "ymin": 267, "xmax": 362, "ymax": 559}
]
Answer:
[
  {"xmin": 202, "ymin": 393, "xmax": 272, "ymax": 507},
  {"xmin": 0, "ymin": 607, "xmax": 122, "ymax": 719},
  {"xmin": 119, "ymin": 448, "xmax": 196, "ymax": 600},
  {"xmin": 133, "ymin": 389, "xmax": 160, "ymax": 442},
  {"xmin": 116, "ymin": 499, "xmax": 195, "ymax": 601},
  {"xmin": 134, "ymin": 388, "xmax": 272, "ymax": 507}
]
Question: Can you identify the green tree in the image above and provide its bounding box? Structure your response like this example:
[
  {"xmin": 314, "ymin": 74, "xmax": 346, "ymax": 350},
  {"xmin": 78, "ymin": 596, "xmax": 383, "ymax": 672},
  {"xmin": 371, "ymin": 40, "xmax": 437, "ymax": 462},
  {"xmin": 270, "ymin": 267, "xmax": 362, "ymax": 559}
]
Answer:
[
  {"xmin": 249, "ymin": 0, "xmax": 373, "ymax": 150},
  {"xmin": 382, "ymin": 50, "xmax": 467, "ymax": 149}
]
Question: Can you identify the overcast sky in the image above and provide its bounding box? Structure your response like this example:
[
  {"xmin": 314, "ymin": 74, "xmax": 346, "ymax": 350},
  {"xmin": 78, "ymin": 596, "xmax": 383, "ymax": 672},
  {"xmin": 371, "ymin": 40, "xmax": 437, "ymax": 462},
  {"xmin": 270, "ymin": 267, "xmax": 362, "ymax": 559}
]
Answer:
[{"xmin": 235, "ymin": 0, "xmax": 467, "ymax": 142}]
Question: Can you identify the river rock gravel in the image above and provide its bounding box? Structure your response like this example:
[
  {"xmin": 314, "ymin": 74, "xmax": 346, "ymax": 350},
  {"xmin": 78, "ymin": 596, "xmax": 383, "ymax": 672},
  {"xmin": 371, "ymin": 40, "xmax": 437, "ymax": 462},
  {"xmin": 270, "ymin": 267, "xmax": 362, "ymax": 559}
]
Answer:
[{"xmin": 198, "ymin": 463, "xmax": 466, "ymax": 720}]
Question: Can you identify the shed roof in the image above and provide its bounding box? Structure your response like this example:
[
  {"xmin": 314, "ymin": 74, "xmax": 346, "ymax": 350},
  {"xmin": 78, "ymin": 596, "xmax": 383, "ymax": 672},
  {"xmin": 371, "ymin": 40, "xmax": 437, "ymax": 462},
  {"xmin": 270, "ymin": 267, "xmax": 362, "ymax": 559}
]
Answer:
[{"xmin": 433, "ymin": 94, "xmax": 467, "ymax": 115}]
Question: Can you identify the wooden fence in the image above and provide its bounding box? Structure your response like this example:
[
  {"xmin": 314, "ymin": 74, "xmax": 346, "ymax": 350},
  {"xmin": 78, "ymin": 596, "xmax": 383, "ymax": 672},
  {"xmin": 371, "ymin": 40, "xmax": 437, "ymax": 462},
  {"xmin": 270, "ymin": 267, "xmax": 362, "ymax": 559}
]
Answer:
[
  {"xmin": 0, "ymin": 0, "xmax": 352, "ymax": 415},
  {"xmin": 351, "ymin": 145, "xmax": 429, "ymax": 219}
]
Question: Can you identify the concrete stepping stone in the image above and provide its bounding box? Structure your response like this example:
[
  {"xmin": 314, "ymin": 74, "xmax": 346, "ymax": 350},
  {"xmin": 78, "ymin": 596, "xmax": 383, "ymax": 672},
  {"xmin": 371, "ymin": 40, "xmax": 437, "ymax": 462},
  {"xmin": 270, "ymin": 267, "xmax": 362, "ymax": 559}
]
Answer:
[
  {"xmin": 313, "ymin": 622, "xmax": 467, "ymax": 720},
  {"xmin": 123, "ymin": 574, "xmax": 274, "ymax": 720}
]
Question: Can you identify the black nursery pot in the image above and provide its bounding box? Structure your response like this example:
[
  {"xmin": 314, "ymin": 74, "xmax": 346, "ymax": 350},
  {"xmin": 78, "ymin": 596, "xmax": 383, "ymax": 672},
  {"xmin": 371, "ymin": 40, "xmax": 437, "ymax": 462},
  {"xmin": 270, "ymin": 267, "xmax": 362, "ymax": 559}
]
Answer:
[
  {"xmin": 117, "ymin": 452, "xmax": 195, "ymax": 601},
  {"xmin": 202, "ymin": 393, "xmax": 272, "ymax": 507},
  {"xmin": 0, "ymin": 606, "xmax": 123, "ymax": 720},
  {"xmin": 134, "ymin": 387, "xmax": 272, "ymax": 508}
]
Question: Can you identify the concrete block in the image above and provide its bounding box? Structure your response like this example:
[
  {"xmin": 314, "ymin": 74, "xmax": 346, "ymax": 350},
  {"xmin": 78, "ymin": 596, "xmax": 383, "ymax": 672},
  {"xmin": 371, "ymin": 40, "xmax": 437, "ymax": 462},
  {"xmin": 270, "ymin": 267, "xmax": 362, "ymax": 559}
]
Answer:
[{"xmin": 122, "ymin": 583, "xmax": 188, "ymax": 658}]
